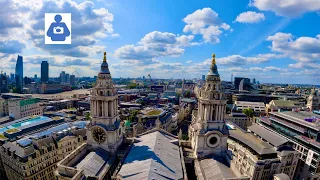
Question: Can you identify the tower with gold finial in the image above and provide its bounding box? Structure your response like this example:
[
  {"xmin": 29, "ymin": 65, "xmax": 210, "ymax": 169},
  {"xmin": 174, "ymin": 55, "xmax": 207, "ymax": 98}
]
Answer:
[
  {"xmin": 87, "ymin": 52, "xmax": 123, "ymax": 153},
  {"xmin": 103, "ymin": 52, "xmax": 107, "ymax": 62},
  {"xmin": 212, "ymin": 53, "xmax": 216, "ymax": 65},
  {"xmin": 307, "ymin": 87, "xmax": 320, "ymax": 111},
  {"xmin": 189, "ymin": 53, "xmax": 229, "ymax": 159}
]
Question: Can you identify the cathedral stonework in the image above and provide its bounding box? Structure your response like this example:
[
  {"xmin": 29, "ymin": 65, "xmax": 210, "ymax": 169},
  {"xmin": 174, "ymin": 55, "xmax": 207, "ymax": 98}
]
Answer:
[
  {"xmin": 307, "ymin": 87, "xmax": 320, "ymax": 111},
  {"xmin": 189, "ymin": 54, "xmax": 229, "ymax": 158},
  {"xmin": 87, "ymin": 52, "xmax": 123, "ymax": 153}
]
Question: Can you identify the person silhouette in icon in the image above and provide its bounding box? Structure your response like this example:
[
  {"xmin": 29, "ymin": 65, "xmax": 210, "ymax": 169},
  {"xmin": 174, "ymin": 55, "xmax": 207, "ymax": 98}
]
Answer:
[{"xmin": 47, "ymin": 14, "xmax": 70, "ymax": 41}]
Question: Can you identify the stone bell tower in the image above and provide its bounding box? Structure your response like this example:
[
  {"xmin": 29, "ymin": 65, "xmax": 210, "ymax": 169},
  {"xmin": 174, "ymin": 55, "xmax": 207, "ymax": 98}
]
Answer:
[
  {"xmin": 189, "ymin": 53, "xmax": 229, "ymax": 158},
  {"xmin": 87, "ymin": 52, "xmax": 123, "ymax": 153},
  {"xmin": 307, "ymin": 87, "xmax": 320, "ymax": 111}
]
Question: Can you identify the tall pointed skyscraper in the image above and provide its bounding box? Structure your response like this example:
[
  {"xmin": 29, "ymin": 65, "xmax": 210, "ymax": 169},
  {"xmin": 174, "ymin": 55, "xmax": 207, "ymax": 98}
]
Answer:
[
  {"xmin": 15, "ymin": 55, "xmax": 23, "ymax": 93},
  {"xmin": 189, "ymin": 53, "xmax": 229, "ymax": 158}
]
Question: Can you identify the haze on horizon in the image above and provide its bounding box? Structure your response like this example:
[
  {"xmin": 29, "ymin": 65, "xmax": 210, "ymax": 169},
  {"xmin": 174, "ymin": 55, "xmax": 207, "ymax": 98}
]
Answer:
[{"xmin": 0, "ymin": 0, "xmax": 320, "ymax": 84}]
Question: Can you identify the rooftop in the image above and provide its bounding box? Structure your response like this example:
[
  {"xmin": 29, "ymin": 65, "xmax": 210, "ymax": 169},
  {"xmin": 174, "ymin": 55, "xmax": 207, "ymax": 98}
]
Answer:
[
  {"xmin": 270, "ymin": 111, "xmax": 320, "ymax": 130},
  {"xmin": 248, "ymin": 124, "xmax": 288, "ymax": 147},
  {"xmin": 75, "ymin": 148, "xmax": 111, "ymax": 177},
  {"xmin": 235, "ymin": 101, "xmax": 265, "ymax": 106},
  {"xmin": 229, "ymin": 126, "xmax": 276, "ymax": 155},
  {"xmin": 0, "ymin": 116, "xmax": 60, "ymax": 135},
  {"xmin": 195, "ymin": 158, "xmax": 239, "ymax": 180},
  {"xmin": 269, "ymin": 100, "xmax": 298, "ymax": 107},
  {"xmin": 117, "ymin": 131, "xmax": 183, "ymax": 180}
]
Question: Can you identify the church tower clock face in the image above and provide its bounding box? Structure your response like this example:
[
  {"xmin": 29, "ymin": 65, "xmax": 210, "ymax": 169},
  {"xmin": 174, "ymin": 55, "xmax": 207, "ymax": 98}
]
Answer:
[{"xmin": 92, "ymin": 126, "xmax": 107, "ymax": 143}]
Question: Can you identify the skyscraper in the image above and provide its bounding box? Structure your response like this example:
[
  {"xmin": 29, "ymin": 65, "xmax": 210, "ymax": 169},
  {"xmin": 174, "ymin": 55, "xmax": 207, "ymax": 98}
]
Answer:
[
  {"xmin": 41, "ymin": 61, "xmax": 49, "ymax": 82},
  {"xmin": 15, "ymin": 55, "xmax": 23, "ymax": 93},
  {"xmin": 0, "ymin": 74, "xmax": 8, "ymax": 93},
  {"xmin": 234, "ymin": 77, "xmax": 250, "ymax": 90},
  {"xmin": 252, "ymin": 78, "xmax": 256, "ymax": 84},
  {"xmin": 10, "ymin": 73, "xmax": 14, "ymax": 82},
  {"xmin": 70, "ymin": 75, "xmax": 76, "ymax": 86},
  {"xmin": 66, "ymin": 73, "xmax": 70, "ymax": 83},
  {"xmin": 60, "ymin": 71, "xmax": 66, "ymax": 83}
]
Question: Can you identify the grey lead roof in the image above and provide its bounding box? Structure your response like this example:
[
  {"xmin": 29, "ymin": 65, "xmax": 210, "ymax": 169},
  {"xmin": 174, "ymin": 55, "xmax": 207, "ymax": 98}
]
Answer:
[
  {"xmin": 117, "ymin": 131, "xmax": 183, "ymax": 180},
  {"xmin": 75, "ymin": 148, "xmax": 111, "ymax": 177},
  {"xmin": 195, "ymin": 158, "xmax": 237, "ymax": 180},
  {"xmin": 229, "ymin": 126, "xmax": 276, "ymax": 155},
  {"xmin": 248, "ymin": 124, "xmax": 288, "ymax": 147}
]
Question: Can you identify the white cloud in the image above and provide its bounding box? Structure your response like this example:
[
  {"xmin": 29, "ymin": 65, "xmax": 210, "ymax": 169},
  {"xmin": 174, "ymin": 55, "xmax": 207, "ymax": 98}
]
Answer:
[
  {"xmin": 114, "ymin": 31, "xmax": 195, "ymax": 62},
  {"xmin": 267, "ymin": 32, "xmax": 320, "ymax": 62},
  {"xmin": 266, "ymin": 32, "xmax": 320, "ymax": 73},
  {"xmin": 183, "ymin": 8, "xmax": 231, "ymax": 43},
  {"xmin": 250, "ymin": 0, "xmax": 320, "ymax": 17},
  {"xmin": 216, "ymin": 53, "xmax": 284, "ymax": 66},
  {"xmin": 235, "ymin": 11, "xmax": 265, "ymax": 23}
]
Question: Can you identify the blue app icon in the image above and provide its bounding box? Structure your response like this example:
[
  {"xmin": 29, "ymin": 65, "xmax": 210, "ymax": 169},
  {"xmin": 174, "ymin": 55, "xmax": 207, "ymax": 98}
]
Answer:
[{"xmin": 46, "ymin": 14, "xmax": 70, "ymax": 41}]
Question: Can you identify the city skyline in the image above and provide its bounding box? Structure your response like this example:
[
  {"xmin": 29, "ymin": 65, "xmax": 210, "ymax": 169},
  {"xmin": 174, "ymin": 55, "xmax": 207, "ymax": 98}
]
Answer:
[{"xmin": 0, "ymin": 0, "xmax": 320, "ymax": 84}]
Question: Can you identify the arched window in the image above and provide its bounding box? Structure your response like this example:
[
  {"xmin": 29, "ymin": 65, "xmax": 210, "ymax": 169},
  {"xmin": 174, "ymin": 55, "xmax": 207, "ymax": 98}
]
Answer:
[{"xmin": 100, "ymin": 90, "xmax": 104, "ymax": 96}]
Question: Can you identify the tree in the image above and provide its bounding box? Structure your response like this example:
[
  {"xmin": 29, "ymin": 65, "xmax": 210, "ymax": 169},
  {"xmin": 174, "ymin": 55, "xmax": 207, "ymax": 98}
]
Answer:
[
  {"xmin": 242, "ymin": 108, "xmax": 254, "ymax": 119},
  {"xmin": 85, "ymin": 112, "xmax": 91, "ymax": 120},
  {"xmin": 128, "ymin": 83, "xmax": 137, "ymax": 89}
]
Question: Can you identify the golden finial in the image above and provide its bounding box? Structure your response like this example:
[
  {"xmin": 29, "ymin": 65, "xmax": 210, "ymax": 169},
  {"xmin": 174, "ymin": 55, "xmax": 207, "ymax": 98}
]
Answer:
[
  {"xmin": 103, "ymin": 52, "xmax": 107, "ymax": 62},
  {"xmin": 212, "ymin": 53, "xmax": 216, "ymax": 65}
]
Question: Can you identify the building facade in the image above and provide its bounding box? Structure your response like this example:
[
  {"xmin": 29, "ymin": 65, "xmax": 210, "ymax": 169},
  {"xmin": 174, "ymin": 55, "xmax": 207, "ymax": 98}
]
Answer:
[
  {"xmin": 41, "ymin": 61, "xmax": 49, "ymax": 83},
  {"xmin": 257, "ymin": 111, "xmax": 320, "ymax": 180},
  {"xmin": 8, "ymin": 98, "xmax": 43, "ymax": 120},
  {"xmin": 0, "ymin": 74, "xmax": 8, "ymax": 93},
  {"xmin": 0, "ymin": 98, "xmax": 8, "ymax": 117},
  {"xmin": 234, "ymin": 77, "xmax": 250, "ymax": 90},
  {"xmin": 0, "ymin": 121, "xmax": 87, "ymax": 180},
  {"xmin": 40, "ymin": 83, "xmax": 63, "ymax": 94},
  {"xmin": 228, "ymin": 124, "xmax": 299, "ymax": 180},
  {"xmin": 224, "ymin": 112, "xmax": 251, "ymax": 130},
  {"xmin": 233, "ymin": 101, "xmax": 266, "ymax": 116}
]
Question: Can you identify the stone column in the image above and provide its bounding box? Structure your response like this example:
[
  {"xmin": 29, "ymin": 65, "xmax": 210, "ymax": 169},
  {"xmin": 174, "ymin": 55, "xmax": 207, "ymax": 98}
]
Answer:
[
  {"xmin": 98, "ymin": 101, "xmax": 101, "ymax": 117},
  {"xmin": 101, "ymin": 101, "xmax": 104, "ymax": 117},
  {"xmin": 220, "ymin": 105, "xmax": 223, "ymax": 121},
  {"xmin": 208, "ymin": 105, "xmax": 212, "ymax": 121},
  {"xmin": 114, "ymin": 100, "xmax": 117, "ymax": 115},
  {"xmin": 204, "ymin": 105, "xmax": 208, "ymax": 121},
  {"xmin": 91, "ymin": 101, "xmax": 93, "ymax": 116},
  {"xmin": 199, "ymin": 103, "xmax": 202, "ymax": 119},
  {"xmin": 103, "ymin": 101, "xmax": 105, "ymax": 117},
  {"xmin": 202, "ymin": 104, "xmax": 205, "ymax": 120},
  {"xmin": 210, "ymin": 105, "xmax": 213, "ymax": 121},
  {"xmin": 215, "ymin": 105, "xmax": 218, "ymax": 120},
  {"xmin": 94, "ymin": 101, "xmax": 97, "ymax": 117},
  {"xmin": 105, "ymin": 101, "xmax": 108, "ymax": 117},
  {"xmin": 219, "ymin": 105, "xmax": 222, "ymax": 121},
  {"xmin": 111, "ymin": 101, "xmax": 114, "ymax": 117}
]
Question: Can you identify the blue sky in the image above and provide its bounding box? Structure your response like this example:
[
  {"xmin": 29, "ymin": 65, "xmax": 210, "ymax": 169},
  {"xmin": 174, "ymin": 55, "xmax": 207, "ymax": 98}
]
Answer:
[{"xmin": 0, "ymin": 0, "xmax": 320, "ymax": 84}]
